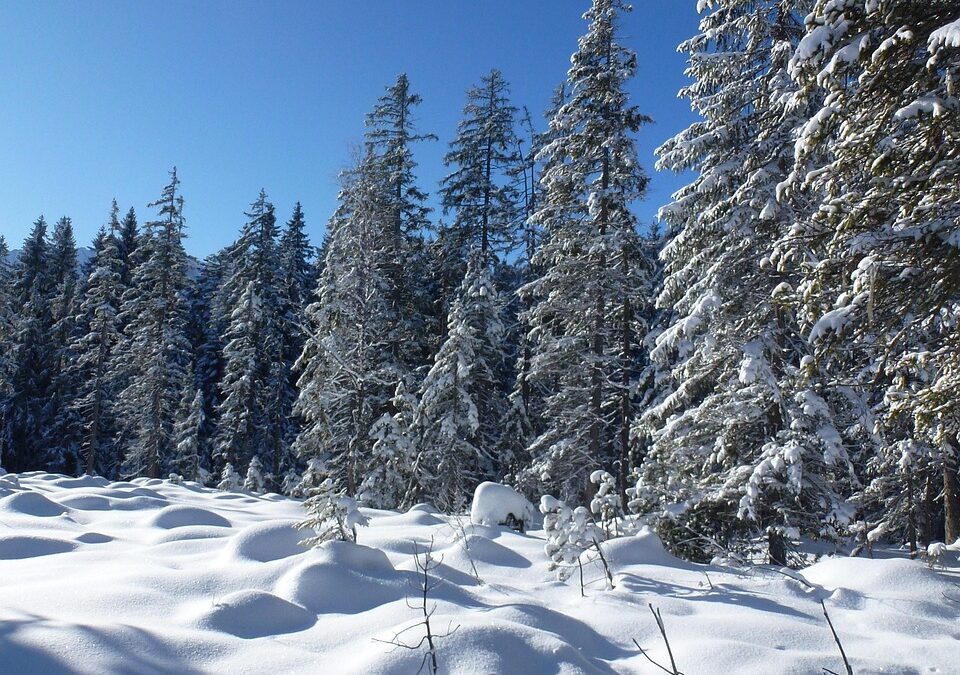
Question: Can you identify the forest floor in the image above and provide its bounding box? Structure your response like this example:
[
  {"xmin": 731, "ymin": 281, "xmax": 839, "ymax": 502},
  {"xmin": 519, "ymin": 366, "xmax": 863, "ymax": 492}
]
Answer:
[{"xmin": 1, "ymin": 470, "xmax": 958, "ymax": 674}]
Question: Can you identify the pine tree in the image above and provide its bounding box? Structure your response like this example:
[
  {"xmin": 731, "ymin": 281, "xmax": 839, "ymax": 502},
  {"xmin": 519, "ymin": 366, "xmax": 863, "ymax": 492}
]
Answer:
[
  {"xmin": 116, "ymin": 169, "xmax": 193, "ymax": 479},
  {"xmin": 276, "ymin": 202, "xmax": 316, "ymax": 478},
  {"xmin": 0, "ymin": 235, "xmax": 14, "ymax": 461},
  {"xmin": 364, "ymin": 73, "xmax": 437, "ymax": 374},
  {"xmin": 521, "ymin": 0, "xmax": 655, "ymax": 504},
  {"xmin": 2, "ymin": 217, "xmax": 58, "ymax": 472},
  {"xmin": 413, "ymin": 254, "xmax": 508, "ymax": 512},
  {"xmin": 117, "ymin": 206, "xmax": 140, "ymax": 291},
  {"xmin": 294, "ymin": 151, "xmax": 399, "ymax": 496},
  {"xmin": 171, "ymin": 388, "xmax": 204, "ymax": 481},
  {"xmin": 243, "ymin": 455, "xmax": 266, "ymax": 494},
  {"xmin": 359, "ymin": 380, "xmax": 417, "ymax": 509},
  {"xmin": 783, "ymin": 0, "xmax": 960, "ymax": 543},
  {"xmin": 298, "ymin": 478, "xmax": 369, "ymax": 545},
  {"xmin": 435, "ymin": 69, "xmax": 521, "ymax": 318},
  {"xmin": 71, "ymin": 219, "xmax": 124, "ymax": 476},
  {"xmin": 214, "ymin": 191, "xmax": 285, "ymax": 477},
  {"xmin": 48, "ymin": 217, "xmax": 83, "ymax": 473}
]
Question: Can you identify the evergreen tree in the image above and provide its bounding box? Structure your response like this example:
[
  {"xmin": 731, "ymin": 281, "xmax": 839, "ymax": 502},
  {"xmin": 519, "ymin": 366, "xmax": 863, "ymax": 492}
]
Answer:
[
  {"xmin": 294, "ymin": 151, "xmax": 398, "ymax": 496},
  {"xmin": 117, "ymin": 206, "xmax": 140, "ymax": 291},
  {"xmin": 435, "ymin": 69, "xmax": 521, "ymax": 318},
  {"xmin": 171, "ymin": 388, "xmax": 204, "ymax": 481},
  {"xmin": 521, "ymin": 0, "xmax": 655, "ymax": 504},
  {"xmin": 116, "ymin": 169, "xmax": 192, "ymax": 478},
  {"xmin": 781, "ymin": 0, "xmax": 960, "ymax": 545},
  {"xmin": 276, "ymin": 202, "xmax": 316, "ymax": 477},
  {"xmin": 359, "ymin": 380, "xmax": 417, "ymax": 509},
  {"xmin": 364, "ymin": 73, "xmax": 437, "ymax": 374},
  {"xmin": 2, "ymin": 217, "xmax": 57, "ymax": 472},
  {"xmin": 0, "ymin": 235, "xmax": 14, "ymax": 462},
  {"xmin": 71, "ymin": 220, "xmax": 124, "ymax": 476},
  {"xmin": 214, "ymin": 191, "xmax": 285, "ymax": 477},
  {"xmin": 48, "ymin": 217, "xmax": 83, "ymax": 473},
  {"xmin": 413, "ymin": 254, "xmax": 508, "ymax": 511}
]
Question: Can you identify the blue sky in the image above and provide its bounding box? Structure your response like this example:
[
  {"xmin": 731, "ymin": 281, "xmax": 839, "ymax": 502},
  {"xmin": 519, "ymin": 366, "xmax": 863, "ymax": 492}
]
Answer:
[{"xmin": 0, "ymin": 1, "xmax": 699, "ymax": 258}]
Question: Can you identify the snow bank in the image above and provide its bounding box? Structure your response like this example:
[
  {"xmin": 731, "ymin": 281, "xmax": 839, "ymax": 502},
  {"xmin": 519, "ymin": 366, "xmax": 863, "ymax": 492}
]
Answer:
[{"xmin": 0, "ymin": 472, "xmax": 958, "ymax": 674}]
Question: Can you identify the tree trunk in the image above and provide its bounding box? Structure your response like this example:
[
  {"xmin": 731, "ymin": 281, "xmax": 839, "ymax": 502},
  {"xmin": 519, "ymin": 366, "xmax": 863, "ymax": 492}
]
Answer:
[{"xmin": 944, "ymin": 444, "xmax": 960, "ymax": 544}]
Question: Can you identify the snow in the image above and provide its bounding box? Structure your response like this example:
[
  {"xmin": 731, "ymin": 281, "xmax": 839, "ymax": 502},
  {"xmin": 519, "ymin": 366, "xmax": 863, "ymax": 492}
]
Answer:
[
  {"xmin": 470, "ymin": 480, "xmax": 538, "ymax": 528},
  {"xmin": 1, "ymin": 471, "xmax": 958, "ymax": 673},
  {"xmin": 929, "ymin": 18, "xmax": 960, "ymax": 52}
]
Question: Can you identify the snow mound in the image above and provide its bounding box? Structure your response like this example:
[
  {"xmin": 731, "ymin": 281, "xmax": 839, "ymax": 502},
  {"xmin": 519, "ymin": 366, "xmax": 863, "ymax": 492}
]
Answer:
[
  {"xmin": 470, "ymin": 481, "xmax": 537, "ymax": 528},
  {"xmin": 603, "ymin": 526, "xmax": 688, "ymax": 569},
  {"xmin": 275, "ymin": 542, "xmax": 403, "ymax": 614},
  {"xmin": 0, "ymin": 490, "xmax": 69, "ymax": 517},
  {"xmin": 198, "ymin": 590, "xmax": 316, "ymax": 638},
  {"xmin": 0, "ymin": 534, "xmax": 77, "ymax": 559},
  {"xmin": 228, "ymin": 520, "xmax": 305, "ymax": 562},
  {"xmin": 148, "ymin": 505, "xmax": 231, "ymax": 529},
  {"xmin": 456, "ymin": 533, "xmax": 531, "ymax": 568}
]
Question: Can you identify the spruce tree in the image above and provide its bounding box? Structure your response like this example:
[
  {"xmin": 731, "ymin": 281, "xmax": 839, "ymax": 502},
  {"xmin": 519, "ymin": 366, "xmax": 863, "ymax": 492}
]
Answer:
[
  {"xmin": 49, "ymin": 216, "xmax": 83, "ymax": 473},
  {"xmin": 214, "ymin": 191, "xmax": 285, "ymax": 477},
  {"xmin": 413, "ymin": 254, "xmax": 508, "ymax": 511},
  {"xmin": 71, "ymin": 220, "xmax": 124, "ymax": 476},
  {"xmin": 116, "ymin": 169, "xmax": 192, "ymax": 478},
  {"xmin": 294, "ymin": 151, "xmax": 398, "ymax": 496},
  {"xmin": 364, "ymin": 73, "xmax": 437, "ymax": 374},
  {"xmin": 784, "ymin": 0, "xmax": 960, "ymax": 543},
  {"xmin": 2, "ymin": 217, "xmax": 57, "ymax": 472},
  {"xmin": 521, "ymin": 0, "xmax": 655, "ymax": 504},
  {"xmin": 171, "ymin": 387, "xmax": 204, "ymax": 481}
]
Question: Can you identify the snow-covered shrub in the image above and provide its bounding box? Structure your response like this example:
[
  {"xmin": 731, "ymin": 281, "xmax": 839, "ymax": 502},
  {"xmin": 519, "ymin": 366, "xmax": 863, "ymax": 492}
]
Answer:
[
  {"xmin": 168, "ymin": 473, "xmax": 183, "ymax": 485},
  {"xmin": 470, "ymin": 481, "xmax": 537, "ymax": 531},
  {"xmin": 292, "ymin": 457, "xmax": 326, "ymax": 499},
  {"xmin": 298, "ymin": 478, "xmax": 369, "ymax": 545},
  {"xmin": 589, "ymin": 470, "xmax": 621, "ymax": 537},
  {"xmin": 243, "ymin": 456, "xmax": 265, "ymax": 494},
  {"xmin": 280, "ymin": 468, "xmax": 302, "ymax": 497},
  {"xmin": 540, "ymin": 495, "xmax": 595, "ymax": 581},
  {"xmin": 217, "ymin": 463, "xmax": 241, "ymax": 492}
]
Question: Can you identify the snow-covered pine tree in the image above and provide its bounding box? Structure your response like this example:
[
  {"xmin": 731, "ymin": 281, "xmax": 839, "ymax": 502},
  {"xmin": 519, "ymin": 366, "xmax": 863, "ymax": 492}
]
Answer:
[
  {"xmin": 171, "ymin": 387, "xmax": 204, "ymax": 482},
  {"xmin": 2, "ymin": 217, "xmax": 58, "ymax": 472},
  {"xmin": 636, "ymin": 0, "xmax": 861, "ymax": 562},
  {"xmin": 359, "ymin": 380, "xmax": 417, "ymax": 509},
  {"xmin": 435, "ymin": 69, "xmax": 521, "ymax": 318},
  {"xmin": 782, "ymin": 0, "xmax": 960, "ymax": 544},
  {"xmin": 364, "ymin": 73, "xmax": 437, "ymax": 375},
  {"xmin": 298, "ymin": 478, "xmax": 369, "ymax": 545},
  {"xmin": 243, "ymin": 455, "xmax": 266, "ymax": 494},
  {"xmin": 294, "ymin": 151, "xmax": 398, "ymax": 496},
  {"xmin": 71, "ymin": 218, "xmax": 124, "ymax": 476},
  {"xmin": 521, "ymin": 0, "xmax": 655, "ymax": 504},
  {"xmin": 116, "ymin": 206, "xmax": 140, "ymax": 292},
  {"xmin": 275, "ymin": 202, "xmax": 316, "ymax": 480},
  {"xmin": 217, "ymin": 462, "xmax": 241, "ymax": 491},
  {"xmin": 48, "ymin": 216, "xmax": 83, "ymax": 473},
  {"xmin": 214, "ymin": 191, "xmax": 285, "ymax": 477},
  {"xmin": 116, "ymin": 169, "xmax": 193, "ymax": 479},
  {"xmin": 413, "ymin": 254, "xmax": 508, "ymax": 512},
  {"xmin": 0, "ymin": 235, "xmax": 13, "ymax": 407}
]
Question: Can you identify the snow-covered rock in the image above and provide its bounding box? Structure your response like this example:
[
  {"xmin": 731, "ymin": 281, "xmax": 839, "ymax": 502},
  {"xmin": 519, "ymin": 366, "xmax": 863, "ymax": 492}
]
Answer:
[{"xmin": 470, "ymin": 481, "xmax": 538, "ymax": 530}]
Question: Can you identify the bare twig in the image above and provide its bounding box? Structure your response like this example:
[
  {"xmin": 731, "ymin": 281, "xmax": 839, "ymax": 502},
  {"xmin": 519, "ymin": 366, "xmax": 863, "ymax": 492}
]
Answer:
[
  {"xmin": 820, "ymin": 599, "xmax": 853, "ymax": 675},
  {"xmin": 451, "ymin": 516, "xmax": 483, "ymax": 585},
  {"xmin": 632, "ymin": 603, "xmax": 683, "ymax": 675},
  {"xmin": 373, "ymin": 538, "xmax": 460, "ymax": 674},
  {"xmin": 591, "ymin": 538, "xmax": 615, "ymax": 589}
]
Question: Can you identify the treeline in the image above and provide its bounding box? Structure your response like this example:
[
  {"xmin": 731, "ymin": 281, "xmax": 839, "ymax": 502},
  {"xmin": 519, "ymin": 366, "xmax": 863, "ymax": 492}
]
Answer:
[{"xmin": 1, "ymin": 0, "xmax": 959, "ymax": 564}]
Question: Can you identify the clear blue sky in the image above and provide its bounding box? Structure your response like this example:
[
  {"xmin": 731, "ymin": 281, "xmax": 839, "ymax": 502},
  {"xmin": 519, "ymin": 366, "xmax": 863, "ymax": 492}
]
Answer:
[{"xmin": 0, "ymin": 1, "xmax": 699, "ymax": 258}]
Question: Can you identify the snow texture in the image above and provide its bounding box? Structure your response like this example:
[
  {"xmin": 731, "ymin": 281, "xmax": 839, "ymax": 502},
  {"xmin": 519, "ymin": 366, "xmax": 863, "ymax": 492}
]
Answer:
[
  {"xmin": 0, "ymin": 471, "xmax": 957, "ymax": 673},
  {"xmin": 469, "ymin": 481, "xmax": 538, "ymax": 528}
]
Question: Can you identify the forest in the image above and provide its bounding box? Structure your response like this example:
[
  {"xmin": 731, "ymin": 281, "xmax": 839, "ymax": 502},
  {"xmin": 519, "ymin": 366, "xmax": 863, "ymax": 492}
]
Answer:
[{"xmin": 2, "ymin": 0, "xmax": 959, "ymax": 571}]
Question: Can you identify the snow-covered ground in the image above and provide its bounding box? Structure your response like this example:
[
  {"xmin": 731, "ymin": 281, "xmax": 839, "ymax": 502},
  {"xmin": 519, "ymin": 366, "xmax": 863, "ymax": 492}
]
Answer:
[{"xmin": 1, "ymin": 471, "xmax": 958, "ymax": 674}]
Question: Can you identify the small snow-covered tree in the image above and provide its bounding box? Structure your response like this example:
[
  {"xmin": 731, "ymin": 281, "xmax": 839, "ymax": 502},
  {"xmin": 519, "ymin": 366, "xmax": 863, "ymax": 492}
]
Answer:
[
  {"xmin": 171, "ymin": 388, "xmax": 204, "ymax": 482},
  {"xmin": 540, "ymin": 495, "xmax": 595, "ymax": 582},
  {"xmin": 298, "ymin": 478, "xmax": 370, "ymax": 545},
  {"xmin": 217, "ymin": 462, "xmax": 241, "ymax": 492},
  {"xmin": 359, "ymin": 380, "xmax": 417, "ymax": 509},
  {"xmin": 243, "ymin": 455, "xmax": 266, "ymax": 494},
  {"xmin": 281, "ymin": 467, "xmax": 302, "ymax": 497},
  {"xmin": 589, "ymin": 470, "xmax": 621, "ymax": 537}
]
